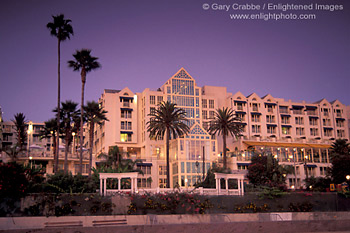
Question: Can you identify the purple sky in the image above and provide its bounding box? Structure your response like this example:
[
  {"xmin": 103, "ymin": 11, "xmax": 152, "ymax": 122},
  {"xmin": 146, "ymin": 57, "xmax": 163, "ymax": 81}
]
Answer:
[{"xmin": 1, "ymin": 0, "xmax": 349, "ymax": 122}]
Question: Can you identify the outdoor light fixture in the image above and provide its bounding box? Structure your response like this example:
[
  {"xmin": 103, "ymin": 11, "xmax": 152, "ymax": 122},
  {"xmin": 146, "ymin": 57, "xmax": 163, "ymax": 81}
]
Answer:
[
  {"xmin": 291, "ymin": 185, "xmax": 295, "ymax": 189},
  {"xmin": 346, "ymin": 175, "xmax": 350, "ymax": 180}
]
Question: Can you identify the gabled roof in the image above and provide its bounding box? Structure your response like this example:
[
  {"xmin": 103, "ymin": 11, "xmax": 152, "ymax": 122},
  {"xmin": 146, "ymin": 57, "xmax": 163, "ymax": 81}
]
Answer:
[
  {"xmin": 189, "ymin": 123, "xmax": 210, "ymax": 136},
  {"xmin": 261, "ymin": 94, "xmax": 275, "ymax": 102},
  {"xmin": 246, "ymin": 92, "xmax": 261, "ymax": 100},
  {"xmin": 330, "ymin": 99, "xmax": 343, "ymax": 107},
  {"xmin": 163, "ymin": 67, "xmax": 195, "ymax": 87},
  {"xmin": 314, "ymin": 98, "xmax": 330, "ymax": 106}
]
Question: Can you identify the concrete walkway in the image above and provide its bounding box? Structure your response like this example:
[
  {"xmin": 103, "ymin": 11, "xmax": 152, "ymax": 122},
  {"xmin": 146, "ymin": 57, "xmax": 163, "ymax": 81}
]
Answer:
[{"xmin": 1, "ymin": 212, "xmax": 350, "ymax": 233}]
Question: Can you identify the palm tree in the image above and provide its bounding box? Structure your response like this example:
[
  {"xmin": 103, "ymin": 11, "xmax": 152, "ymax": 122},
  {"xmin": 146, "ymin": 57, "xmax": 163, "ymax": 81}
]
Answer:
[
  {"xmin": 12, "ymin": 113, "xmax": 27, "ymax": 150},
  {"xmin": 98, "ymin": 146, "xmax": 127, "ymax": 170},
  {"xmin": 60, "ymin": 100, "xmax": 80, "ymax": 173},
  {"xmin": 68, "ymin": 49, "xmax": 101, "ymax": 174},
  {"xmin": 147, "ymin": 101, "xmax": 190, "ymax": 188},
  {"xmin": 84, "ymin": 101, "xmax": 108, "ymax": 176},
  {"xmin": 208, "ymin": 107, "xmax": 242, "ymax": 170},
  {"xmin": 47, "ymin": 14, "xmax": 74, "ymax": 173},
  {"xmin": 40, "ymin": 119, "xmax": 59, "ymax": 170}
]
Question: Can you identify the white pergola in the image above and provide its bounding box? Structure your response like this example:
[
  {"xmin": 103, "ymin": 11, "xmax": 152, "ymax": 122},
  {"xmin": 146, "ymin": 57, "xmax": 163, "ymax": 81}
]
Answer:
[
  {"xmin": 99, "ymin": 172, "xmax": 138, "ymax": 196},
  {"xmin": 214, "ymin": 172, "xmax": 245, "ymax": 195}
]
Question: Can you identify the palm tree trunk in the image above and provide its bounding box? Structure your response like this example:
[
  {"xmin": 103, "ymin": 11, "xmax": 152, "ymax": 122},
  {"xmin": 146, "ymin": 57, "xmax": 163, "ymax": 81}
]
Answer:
[
  {"xmin": 88, "ymin": 122, "xmax": 94, "ymax": 176},
  {"xmin": 79, "ymin": 69, "xmax": 86, "ymax": 174},
  {"xmin": 166, "ymin": 128, "xmax": 170, "ymax": 188},
  {"xmin": 55, "ymin": 39, "xmax": 61, "ymax": 174},
  {"xmin": 223, "ymin": 133, "xmax": 227, "ymax": 169}
]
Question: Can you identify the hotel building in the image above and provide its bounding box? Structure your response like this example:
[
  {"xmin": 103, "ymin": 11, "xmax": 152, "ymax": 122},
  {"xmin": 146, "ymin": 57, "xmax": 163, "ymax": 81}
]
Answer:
[
  {"xmin": 0, "ymin": 120, "xmax": 90, "ymax": 174},
  {"xmin": 1, "ymin": 68, "xmax": 349, "ymax": 188},
  {"xmin": 91, "ymin": 68, "xmax": 350, "ymax": 189}
]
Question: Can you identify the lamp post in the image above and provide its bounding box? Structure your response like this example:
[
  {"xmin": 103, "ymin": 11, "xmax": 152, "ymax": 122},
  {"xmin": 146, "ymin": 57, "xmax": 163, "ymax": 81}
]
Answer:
[
  {"xmin": 27, "ymin": 121, "xmax": 33, "ymax": 158},
  {"xmin": 72, "ymin": 132, "xmax": 76, "ymax": 157}
]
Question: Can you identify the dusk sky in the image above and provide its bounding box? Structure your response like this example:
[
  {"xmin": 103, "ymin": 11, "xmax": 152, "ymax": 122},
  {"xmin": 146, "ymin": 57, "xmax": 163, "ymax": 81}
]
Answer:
[{"xmin": 1, "ymin": 0, "xmax": 349, "ymax": 122}]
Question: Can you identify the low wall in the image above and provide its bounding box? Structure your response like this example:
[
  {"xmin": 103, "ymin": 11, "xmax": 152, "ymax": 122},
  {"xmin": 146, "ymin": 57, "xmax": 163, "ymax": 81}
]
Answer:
[{"xmin": 1, "ymin": 212, "xmax": 350, "ymax": 231}]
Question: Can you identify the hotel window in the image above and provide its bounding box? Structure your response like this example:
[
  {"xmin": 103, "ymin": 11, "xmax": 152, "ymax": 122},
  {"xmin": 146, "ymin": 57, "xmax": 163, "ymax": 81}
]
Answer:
[
  {"xmin": 150, "ymin": 95, "xmax": 156, "ymax": 105},
  {"xmin": 137, "ymin": 165, "xmax": 151, "ymax": 175},
  {"xmin": 212, "ymin": 141, "xmax": 216, "ymax": 152},
  {"xmin": 121, "ymin": 121, "xmax": 132, "ymax": 130},
  {"xmin": 323, "ymin": 119, "xmax": 331, "ymax": 127},
  {"xmin": 195, "ymin": 88, "xmax": 199, "ymax": 96},
  {"xmin": 120, "ymin": 133, "xmax": 132, "ymax": 142},
  {"xmin": 138, "ymin": 178, "xmax": 151, "ymax": 188},
  {"xmin": 167, "ymin": 86, "xmax": 171, "ymax": 94},
  {"xmin": 236, "ymin": 103, "xmax": 243, "ymax": 111},
  {"xmin": 293, "ymin": 109, "xmax": 303, "ymax": 115},
  {"xmin": 252, "ymin": 103, "xmax": 258, "ymax": 112},
  {"xmin": 209, "ymin": 111, "xmax": 215, "ymax": 119},
  {"xmin": 324, "ymin": 128, "xmax": 333, "ymax": 137},
  {"xmin": 202, "ymin": 99, "xmax": 207, "ymax": 108},
  {"xmin": 267, "ymin": 126, "xmax": 276, "ymax": 134},
  {"xmin": 150, "ymin": 107, "xmax": 156, "ymax": 114},
  {"xmin": 310, "ymin": 128, "xmax": 318, "ymax": 136},
  {"xmin": 336, "ymin": 109, "xmax": 342, "ymax": 117},
  {"xmin": 336, "ymin": 119, "xmax": 344, "ymax": 127},
  {"xmin": 296, "ymin": 127, "xmax": 305, "ymax": 136},
  {"xmin": 307, "ymin": 109, "xmax": 317, "ymax": 115},
  {"xmin": 337, "ymin": 130, "xmax": 345, "ymax": 138},
  {"xmin": 323, "ymin": 108, "xmax": 329, "ymax": 117},
  {"xmin": 320, "ymin": 167, "xmax": 327, "ymax": 175},
  {"xmin": 267, "ymin": 105, "xmax": 273, "ymax": 113},
  {"xmin": 281, "ymin": 116, "xmax": 290, "ymax": 124},
  {"xmin": 282, "ymin": 127, "xmax": 291, "ymax": 135},
  {"xmin": 157, "ymin": 96, "xmax": 163, "ymax": 104},
  {"xmin": 202, "ymin": 110, "xmax": 208, "ymax": 120},
  {"xmin": 209, "ymin": 100, "xmax": 215, "ymax": 108},
  {"xmin": 159, "ymin": 178, "xmax": 167, "ymax": 188},
  {"xmin": 252, "ymin": 114, "xmax": 260, "ymax": 122},
  {"xmin": 279, "ymin": 106, "xmax": 288, "ymax": 114},
  {"xmin": 252, "ymin": 125, "xmax": 261, "ymax": 133},
  {"xmin": 295, "ymin": 117, "xmax": 304, "ymax": 125},
  {"xmin": 309, "ymin": 118, "xmax": 318, "ymax": 126},
  {"xmin": 237, "ymin": 114, "xmax": 245, "ymax": 121},
  {"xmin": 121, "ymin": 110, "xmax": 132, "ymax": 118},
  {"xmin": 266, "ymin": 115, "xmax": 275, "ymax": 123}
]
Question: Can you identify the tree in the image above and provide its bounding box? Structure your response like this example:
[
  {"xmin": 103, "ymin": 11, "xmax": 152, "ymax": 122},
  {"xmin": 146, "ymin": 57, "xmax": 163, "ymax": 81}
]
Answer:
[
  {"xmin": 208, "ymin": 107, "xmax": 242, "ymax": 170},
  {"xmin": 329, "ymin": 139, "xmax": 350, "ymax": 184},
  {"xmin": 247, "ymin": 153, "xmax": 289, "ymax": 188},
  {"xmin": 84, "ymin": 101, "xmax": 108, "ymax": 176},
  {"xmin": 68, "ymin": 49, "xmax": 100, "ymax": 174},
  {"xmin": 147, "ymin": 101, "xmax": 189, "ymax": 188},
  {"xmin": 60, "ymin": 100, "xmax": 80, "ymax": 173},
  {"xmin": 98, "ymin": 146, "xmax": 126, "ymax": 170},
  {"xmin": 12, "ymin": 113, "xmax": 27, "ymax": 149},
  {"xmin": 40, "ymin": 119, "xmax": 60, "ymax": 171},
  {"xmin": 47, "ymin": 14, "xmax": 74, "ymax": 173}
]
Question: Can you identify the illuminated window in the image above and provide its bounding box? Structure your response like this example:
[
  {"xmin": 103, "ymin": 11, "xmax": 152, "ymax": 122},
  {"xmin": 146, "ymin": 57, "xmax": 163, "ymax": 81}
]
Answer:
[{"xmin": 120, "ymin": 133, "xmax": 132, "ymax": 142}]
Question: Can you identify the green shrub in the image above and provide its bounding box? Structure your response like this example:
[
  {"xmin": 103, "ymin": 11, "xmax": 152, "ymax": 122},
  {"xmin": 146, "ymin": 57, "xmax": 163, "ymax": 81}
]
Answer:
[{"xmin": 45, "ymin": 171, "xmax": 97, "ymax": 193}]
